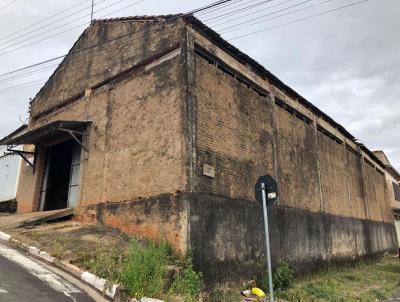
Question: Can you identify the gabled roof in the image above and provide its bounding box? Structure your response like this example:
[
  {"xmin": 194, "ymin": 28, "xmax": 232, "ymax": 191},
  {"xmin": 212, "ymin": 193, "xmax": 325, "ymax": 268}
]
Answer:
[
  {"xmin": 31, "ymin": 15, "xmax": 182, "ymax": 105},
  {"xmin": 373, "ymin": 151, "xmax": 400, "ymax": 180}
]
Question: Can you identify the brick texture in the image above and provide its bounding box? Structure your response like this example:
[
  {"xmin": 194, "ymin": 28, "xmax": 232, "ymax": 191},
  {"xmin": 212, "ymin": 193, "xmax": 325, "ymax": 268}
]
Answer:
[
  {"xmin": 195, "ymin": 56, "xmax": 275, "ymax": 201},
  {"xmin": 275, "ymin": 106, "xmax": 320, "ymax": 212}
]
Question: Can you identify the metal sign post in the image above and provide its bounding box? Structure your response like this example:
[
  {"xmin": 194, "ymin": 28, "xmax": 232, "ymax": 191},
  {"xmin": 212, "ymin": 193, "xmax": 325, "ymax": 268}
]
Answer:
[
  {"xmin": 261, "ymin": 182, "xmax": 274, "ymax": 302},
  {"xmin": 255, "ymin": 175, "xmax": 278, "ymax": 302}
]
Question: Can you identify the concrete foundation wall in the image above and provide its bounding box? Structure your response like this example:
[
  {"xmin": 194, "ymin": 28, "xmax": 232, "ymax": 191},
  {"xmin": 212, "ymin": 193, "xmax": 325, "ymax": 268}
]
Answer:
[
  {"xmin": 188, "ymin": 193, "xmax": 398, "ymax": 287},
  {"xmin": 75, "ymin": 194, "xmax": 188, "ymax": 254}
]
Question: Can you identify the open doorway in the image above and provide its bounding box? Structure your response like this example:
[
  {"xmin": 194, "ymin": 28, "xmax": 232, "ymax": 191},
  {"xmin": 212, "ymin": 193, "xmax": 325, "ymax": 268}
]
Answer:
[{"xmin": 39, "ymin": 139, "xmax": 81, "ymax": 211}]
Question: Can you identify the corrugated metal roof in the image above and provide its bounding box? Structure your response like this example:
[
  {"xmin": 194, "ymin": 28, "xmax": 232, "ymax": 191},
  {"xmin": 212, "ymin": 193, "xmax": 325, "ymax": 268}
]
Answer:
[{"xmin": 0, "ymin": 121, "xmax": 91, "ymax": 146}]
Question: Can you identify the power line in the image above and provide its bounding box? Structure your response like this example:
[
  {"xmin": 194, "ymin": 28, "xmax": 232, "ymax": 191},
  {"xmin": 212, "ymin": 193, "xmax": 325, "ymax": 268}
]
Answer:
[
  {"xmin": 0, "ymin": 0, "xmax": 16, "ymax": 11},
  {"xmin": 0, "ymin": 78, "xmax": 47, "ymax": 91},
  {"xmin": 0, "ymin": 55, "xmax": 67, "ymax": 77},
  {"xmin": 0, "ymin": 0, "xmax": 88, "ymax": 42},
  {"xmin": 218, "ymin": 0, "xmax": 335, "ymax": 33},
  {"xmin": 196, "ymin": 0, "xmax": 260, "ymax": 17},
  {"xmin": 207, "ymin": 0, "xmax": 297, "ymax": 26},
  {"xmin": 202, "ymin": 0, "xmax": 275, "ymax": 22},
  {"xmin": 0, "ymin": 0, "xmax": 138, "ymax": 52},
  {"xmin": 0, "ymin": 0, "xmax": 146, "ymax": 57},
  {"xmin": 0, "ymin": 0, "xmax": 235, "ymax": 77},
  {"xmin": 0, "ymin": 84, "xmax": 44, "ymax": 95},
  {"xmin": 228, "ymin": 0, "xmax": 368, "ymax": 40},
  {"xmin": 0, "ymin": 64, "xmax": 59, "ymax": 83},
  {"xmin": 0, "ymin": 0, "xmax": 109, "ymax": 46}
]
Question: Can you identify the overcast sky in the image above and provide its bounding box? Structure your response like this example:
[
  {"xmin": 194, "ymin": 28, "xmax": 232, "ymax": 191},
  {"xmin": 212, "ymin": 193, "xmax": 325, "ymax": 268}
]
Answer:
[{"xmin": 0, "ymin": 0, "xmax": 399, "ymax": 170}]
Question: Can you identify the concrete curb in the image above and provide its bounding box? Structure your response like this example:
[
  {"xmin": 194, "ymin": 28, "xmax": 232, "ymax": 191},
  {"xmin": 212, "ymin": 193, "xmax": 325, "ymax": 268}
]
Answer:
[{"xmin": 0, "ymin": 230, "xmax": 164, "ymax": 302}]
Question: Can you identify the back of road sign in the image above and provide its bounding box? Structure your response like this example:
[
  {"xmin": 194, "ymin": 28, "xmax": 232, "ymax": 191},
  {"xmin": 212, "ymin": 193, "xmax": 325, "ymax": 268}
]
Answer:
[{"xmin": 254, "ymin": 175, "xmax": 278, "ymax": 206}]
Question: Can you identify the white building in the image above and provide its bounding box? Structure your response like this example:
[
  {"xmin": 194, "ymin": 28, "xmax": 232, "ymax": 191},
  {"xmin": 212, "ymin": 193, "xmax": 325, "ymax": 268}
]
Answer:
[
  {"xmin": 373, "ymin": 151, "xmax": 400, "ymax": 247},
  {"xmin": 0, "ymin": 125, "xmax": 27, "ymax": 210}
]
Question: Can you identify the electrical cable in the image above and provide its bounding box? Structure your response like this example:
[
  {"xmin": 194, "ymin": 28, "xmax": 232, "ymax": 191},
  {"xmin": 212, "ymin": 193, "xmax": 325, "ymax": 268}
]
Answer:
[
  {"xmin": 0, "ymin": 0, "xmax": 88, "ymax": 41},
  {"xmin": 227, "ymin": 0, "xmax": 368, "ymax": 40},
  {"xmin": 0, "ymin": 0, "xmax": 110, "ymax": 46},
  {"xmin": 218, "ymin": 0, "xmax": 335, "ymax": 33},
  {"xmin": 0, "ymin": 0, "xmax": 144, "ymax": 52},
  {"xmin": 207, "ymin": 0, "xmax": 297, "ymax": 26},
  {"xmin": 0, "ymin": 0, "xmax": 235, "ymax": 77},
  {"xmin": 0, "ymin": 0, "xmax": 16, "ymax": 11},
  {"xmin": 202, "ymin": 0, "xmax": 275, "ymax": 22}
]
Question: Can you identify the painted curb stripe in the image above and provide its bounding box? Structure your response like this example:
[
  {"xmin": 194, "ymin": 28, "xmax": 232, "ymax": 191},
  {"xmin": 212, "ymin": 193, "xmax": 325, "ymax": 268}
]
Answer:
[
  {"xmin": 0, "ymin": 231, "xmax": 11, "ymax": 242},
  {"xmin": 0, "ymin": 230, "xmax": 162, "ymax": 301}
]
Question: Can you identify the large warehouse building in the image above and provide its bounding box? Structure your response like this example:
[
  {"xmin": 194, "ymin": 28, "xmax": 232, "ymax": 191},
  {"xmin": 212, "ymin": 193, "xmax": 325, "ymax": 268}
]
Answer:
[{"xmin": 0, "ymin": 15, "xmax": 397, "ymax": 285}]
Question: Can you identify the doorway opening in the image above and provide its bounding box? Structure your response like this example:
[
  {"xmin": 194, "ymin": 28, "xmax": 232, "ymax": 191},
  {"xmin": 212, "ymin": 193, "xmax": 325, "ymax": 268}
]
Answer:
[{"xmin": 39, "ymin": 139, "xmax": 81, "ymax": 211}]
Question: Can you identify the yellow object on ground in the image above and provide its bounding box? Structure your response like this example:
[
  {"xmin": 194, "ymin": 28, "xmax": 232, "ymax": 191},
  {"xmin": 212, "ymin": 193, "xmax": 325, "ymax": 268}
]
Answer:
[{"xmin": 251, "ymin": 287, "xmax": 266, "ymax": 297}]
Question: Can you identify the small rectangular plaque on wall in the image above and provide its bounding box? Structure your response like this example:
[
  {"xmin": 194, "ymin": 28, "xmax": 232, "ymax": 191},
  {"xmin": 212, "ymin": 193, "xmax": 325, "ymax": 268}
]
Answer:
[{"xmin": 203, "ymin": 163, "xmax": 215, "ymax": 178}]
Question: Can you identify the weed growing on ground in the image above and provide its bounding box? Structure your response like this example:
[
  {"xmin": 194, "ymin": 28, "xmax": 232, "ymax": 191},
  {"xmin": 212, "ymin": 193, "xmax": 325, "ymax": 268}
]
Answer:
[
  {"xmin": 169, "ymin": 253, "xmax": 202, "ymax": 301},
  {"xmin": 79, "ymin": 238, "xmax": 202, "ymax": 301},
  {"xmin": 122, "ymin": 239, "xmax": 173, "ymax": 298},
  {"xmin": 258, "ymin": 261, "xmax": 294, "ymax": 293},
  {"xmin": 277, "ymin": 255, "xmax": 400, "ymax": 302}
]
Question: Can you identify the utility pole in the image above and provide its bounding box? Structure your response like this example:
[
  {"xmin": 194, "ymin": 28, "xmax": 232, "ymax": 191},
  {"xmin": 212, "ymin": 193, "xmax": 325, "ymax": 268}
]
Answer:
[{"xmin": 91, "ymin": 0, "xmax": 94, "ymax": 22}]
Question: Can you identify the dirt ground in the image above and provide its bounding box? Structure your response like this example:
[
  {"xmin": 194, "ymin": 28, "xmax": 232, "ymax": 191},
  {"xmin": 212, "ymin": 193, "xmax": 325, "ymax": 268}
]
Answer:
[{"xmin": 4, "ymin": 220, "xmax": 133, "ymax": 267}]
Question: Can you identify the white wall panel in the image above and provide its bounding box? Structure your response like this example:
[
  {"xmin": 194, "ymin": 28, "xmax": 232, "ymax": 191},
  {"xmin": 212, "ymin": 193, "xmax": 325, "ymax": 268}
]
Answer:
[{"xmin": 0, "ymin": 153, "xmax": 22, "ymax": 202}]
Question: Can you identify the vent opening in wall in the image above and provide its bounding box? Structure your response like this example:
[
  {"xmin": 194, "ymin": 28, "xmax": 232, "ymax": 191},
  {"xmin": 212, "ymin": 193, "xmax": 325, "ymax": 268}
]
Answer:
[{"xmin": 393, "ymin": 182, "xmax": 400, "ymax": 201}]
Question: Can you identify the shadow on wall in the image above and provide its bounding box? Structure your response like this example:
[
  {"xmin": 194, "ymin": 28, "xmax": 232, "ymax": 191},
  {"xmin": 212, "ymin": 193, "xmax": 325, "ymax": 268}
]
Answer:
[{"xmin": 188, "ymin": 192, "xmax": 398, "ymax": 288}]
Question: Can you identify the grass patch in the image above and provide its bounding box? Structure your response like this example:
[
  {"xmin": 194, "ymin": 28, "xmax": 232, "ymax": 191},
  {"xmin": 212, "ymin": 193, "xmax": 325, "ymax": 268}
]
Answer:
[
  {"xmin": 169, "ymin": 253, "xmax": 202, "ymax": 301},
  {"xmin": 278, "ymin": 255, "xmax": 400, "ymax": 302},
  {"xmin": 79, "ymin": 239, "xmax": 202, "ymax": 301}
]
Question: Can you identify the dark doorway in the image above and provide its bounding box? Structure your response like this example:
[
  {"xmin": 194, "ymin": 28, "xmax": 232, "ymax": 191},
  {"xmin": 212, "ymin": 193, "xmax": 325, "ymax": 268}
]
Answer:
[{"xmin": 40, "ymin": 139, "xmax": 77, "ymax": 211}]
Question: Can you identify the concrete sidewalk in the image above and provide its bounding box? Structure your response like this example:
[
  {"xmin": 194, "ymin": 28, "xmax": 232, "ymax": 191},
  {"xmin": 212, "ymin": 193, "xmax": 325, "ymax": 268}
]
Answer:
[{"xmin": 0, "ymin": 208, "xmax": 73, "ymax": 229}]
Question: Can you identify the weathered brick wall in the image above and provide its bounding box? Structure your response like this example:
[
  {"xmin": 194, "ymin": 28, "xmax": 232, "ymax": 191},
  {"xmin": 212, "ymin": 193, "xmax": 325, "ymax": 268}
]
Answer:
[
  {"xmin": 18, "ymin": 55, "xmax": 187, "ymax": 207},
  {"xmin": 317, "ymin": 132, "xmax": 350, "ymax": 217},
  {"xmin": 364, "ymin": 162, "xmax": 385, "ymax": 221},
  {"xmin": 195, "ymin": 56, "xmax": 275, "ymax": 200},
  {"xmin": 193, "ymin": 50, "xmax": 392, "ymax": 223},
  {"xmin": 345, "ymin": 150, "xmax": 366, "ymax": 219},
  {"xmin": 190, "ymin": 49, "xmax": 397, "ymax": 284},
  {"xmin": 275, "ymin": 106, "xmax": 320, "ymax": 212},
  {"xmin": 17, "ymin": 20, "xmax": 189, "ymax": 214},
  {"xmin": 30, "ymin": 19, "xmax": 183, "ymax": 119}
]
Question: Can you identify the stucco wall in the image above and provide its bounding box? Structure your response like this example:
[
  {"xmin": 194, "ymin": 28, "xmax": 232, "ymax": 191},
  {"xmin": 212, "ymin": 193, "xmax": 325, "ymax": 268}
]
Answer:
[
  {"xmin": 30, "ymin": 19, "xmax": 183, "ymax": 119},
  {"xmin": 17, "ymin": 20, "xmax": 189, "ymax": 215}
]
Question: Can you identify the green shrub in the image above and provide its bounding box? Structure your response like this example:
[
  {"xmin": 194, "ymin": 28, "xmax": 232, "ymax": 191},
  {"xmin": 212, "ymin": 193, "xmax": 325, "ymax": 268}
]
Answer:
[
  {"xmin": 258, "ymin": 261, "xmax": 294, "ymax": 292},
  {"xmin": 122, "ymin": 239, "xmax": 173, "ymax": 298},
  {"xmin": 169, "ymin": 253, "xmax": 202, "ymax": 301}
]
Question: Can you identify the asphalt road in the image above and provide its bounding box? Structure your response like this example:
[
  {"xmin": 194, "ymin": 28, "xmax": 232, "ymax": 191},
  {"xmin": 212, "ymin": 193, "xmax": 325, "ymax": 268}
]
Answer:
[{"xmin": 0, "ymin": 241, "xmax": 105, "ymax": 302}]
